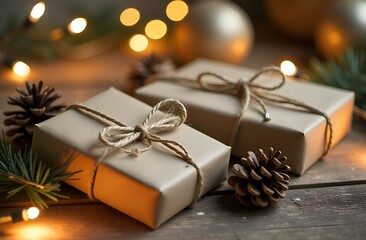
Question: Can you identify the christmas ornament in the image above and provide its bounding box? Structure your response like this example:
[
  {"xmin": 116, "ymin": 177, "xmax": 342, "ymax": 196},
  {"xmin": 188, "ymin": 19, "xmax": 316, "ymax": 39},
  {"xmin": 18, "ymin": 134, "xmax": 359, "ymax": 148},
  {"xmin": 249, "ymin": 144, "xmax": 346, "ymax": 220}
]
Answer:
[
  {"xmin": 228, "ymin": 148, "xmax": 291, "ymax": 207},
  {"xmin": 130, "ymin": 53, "xmax": 176, "ymax": 86},
  {"xmin": 0, "ymin": 138, "xmax": 80, "ymax": 209},
  {"xmin": 315, "ymin": 0, "xmax": 366, "ymax": 58},
  {"xmin": 309, "ymin": 48, "xmax": 366, "ymax": 118},
  {"xmin": 265, "ymin": 0, "xmax": 331, "ymax": 40},
  {"xmin": 3, "ymin": 81, "xmax": 66, "ymax": 148},
  {"xmin": 171, "ymin": 0, "xmax": 254, "ymax": 65}
]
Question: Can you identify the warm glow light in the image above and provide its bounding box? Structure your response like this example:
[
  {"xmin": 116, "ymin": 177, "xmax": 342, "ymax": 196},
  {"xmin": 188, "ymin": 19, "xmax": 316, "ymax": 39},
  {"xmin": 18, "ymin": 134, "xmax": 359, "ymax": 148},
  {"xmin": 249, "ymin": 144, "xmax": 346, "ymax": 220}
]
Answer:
[
  {"xmin": 29, "ymin": 2, "xmax": 45, "ymax": 23},
  {"xmin": 326, "ymin": 29, "xmax": 343, "ymax": 47},
  {"xmin": 12, "ymin": 61, "xmax": 30, "ymax": 77},
  {"xmin": 50, "ymin": 28, "xmax": 65, "ymax": 41},
  {"xmin": 145, "ymin": 20, "xmax": 167, "ymax": 39},
  {"xmin": 166, "ymin": 0, "xmax": 189, "ymax": 21},
  {"xmin": 27, "ymin": 207, "xmax": 40, "ymax": 220},
  {"xmin": 15, "ymin": 225, "xmax": 54, "ymax": 239},
  {"xmin": 129, "ymin": 34, "xmax": 149, "ymax": 52},
  {"xmin": 120, "ymin": 8, "xmax": 140, "ymax": 26},
  {"xmin": 280, "ymin": 60, "xmax": 297, "ymax": 76},
  {"xmin": 68, "ymin": 18, "xmax": 87, "ymax": 34}
]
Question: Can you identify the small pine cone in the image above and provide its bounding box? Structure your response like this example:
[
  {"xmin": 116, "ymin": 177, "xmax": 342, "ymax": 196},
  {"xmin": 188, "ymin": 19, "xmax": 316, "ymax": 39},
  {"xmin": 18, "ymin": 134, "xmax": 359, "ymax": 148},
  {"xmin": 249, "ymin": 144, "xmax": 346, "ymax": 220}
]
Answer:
[
  {"xmin": 228, "ymin": 148, "xmax": 291, "ymax": 207},
  {"xmin": 3, "ymin": 81, "xmax": 66, "ymax": 147},
  {"xmin": 130, "ymin": 53, "xmax": 175, "ymax": 86}
]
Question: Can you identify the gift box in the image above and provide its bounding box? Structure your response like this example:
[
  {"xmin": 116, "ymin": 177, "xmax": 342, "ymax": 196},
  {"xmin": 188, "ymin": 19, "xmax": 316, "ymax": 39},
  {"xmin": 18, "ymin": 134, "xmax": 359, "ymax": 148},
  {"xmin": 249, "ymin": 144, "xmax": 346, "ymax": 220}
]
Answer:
[
  {"xmin": 32, "ymin": 87, "xmax": 231, "ymax": 229},
  {"xmin": 135, "ymin": 59, "xmax": 355, "ymax": 175}
]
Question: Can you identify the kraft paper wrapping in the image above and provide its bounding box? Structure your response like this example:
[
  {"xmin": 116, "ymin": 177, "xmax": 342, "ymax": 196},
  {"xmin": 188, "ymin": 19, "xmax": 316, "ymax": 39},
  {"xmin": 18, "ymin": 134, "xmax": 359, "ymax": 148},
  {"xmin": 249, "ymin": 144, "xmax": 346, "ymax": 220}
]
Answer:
[
  {"xmin": 32, "ymin": 88, "xmax": 231, "ymax": 229},
  {"xmin": 135, "ymin": 59, "xmax": 355, "ymax": 175}
]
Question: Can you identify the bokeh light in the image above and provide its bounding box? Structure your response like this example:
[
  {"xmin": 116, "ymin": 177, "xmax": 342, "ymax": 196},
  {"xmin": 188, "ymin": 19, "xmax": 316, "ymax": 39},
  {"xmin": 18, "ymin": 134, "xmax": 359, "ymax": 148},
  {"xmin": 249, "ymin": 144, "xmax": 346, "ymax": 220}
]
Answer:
[
  {"xmin": 166, "ymin": 0, "xmax": 189, "ymax": 21},
  {"xmin": 29, "ymin": 2, "xmax": 45, "ymax": 23},
  {"xmin": 27, "ymin": 207, "xmax": 40, "ymax": 220},
  {"xmin": 15, "ymin": 225, "xmax": 54, "ymax": 240},
  {"xmin": 129, "ymin": 34, "xmax": 149, "ymax": 52},
  {"xmin": 145, "ymin": 20, "xmax": 167, "ymax": 39},
  {"xmin": 280, "ymin": 60, "xmax": 297, "ymax": 76},
  {"xmin": 12, "ymin": 61, "xmax": 30, "ymax": 77},
  {"xmin": 120, "ymin": 8, "xmax": 140, "ymax": 26},
  {"xmin": 68, "ymin": 18, "xmax": 87, "ymax": 34}
]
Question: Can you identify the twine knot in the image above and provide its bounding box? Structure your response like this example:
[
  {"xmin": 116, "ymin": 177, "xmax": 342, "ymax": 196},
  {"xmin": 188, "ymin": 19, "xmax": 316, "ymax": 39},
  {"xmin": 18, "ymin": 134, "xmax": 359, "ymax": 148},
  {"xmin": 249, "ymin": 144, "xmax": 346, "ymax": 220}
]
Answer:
[
  {"xmin": 67, "ymin": 98, "xmax": 204, "ymax": 206},
  {"xmin": 197, "ymin": 66, "xmax": 286, "ymax": 123},
  {"xmin": 134, "ymin": 124, "xmax": 148, "ymax": 140}
]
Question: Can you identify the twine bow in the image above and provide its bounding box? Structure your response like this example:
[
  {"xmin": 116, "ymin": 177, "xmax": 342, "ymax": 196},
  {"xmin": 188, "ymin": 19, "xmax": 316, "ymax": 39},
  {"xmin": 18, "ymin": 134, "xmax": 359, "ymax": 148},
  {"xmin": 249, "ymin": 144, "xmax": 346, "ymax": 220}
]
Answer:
[
  {"xmin": 196, "ymin": 66, "xmax": 333, "ymax": 156},
  {"xmin": 67, "ymin": 99, "xmax": 204, "ymax": 206},
  {"xmin": 159, "ymin": 66, "xmax": 333, "ymax": 157}
]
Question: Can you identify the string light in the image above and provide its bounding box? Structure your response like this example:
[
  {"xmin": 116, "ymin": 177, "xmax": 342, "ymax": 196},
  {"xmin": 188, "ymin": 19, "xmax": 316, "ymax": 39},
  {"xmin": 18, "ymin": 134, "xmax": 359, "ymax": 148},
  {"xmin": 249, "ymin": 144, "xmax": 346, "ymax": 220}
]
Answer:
[
  {"xmin": 12, "ymin": 61, "xmax": 31, "ymax": 77},
  {"xmin": 0, "ymin": 2, "xmax": 45, "ymax": 51},
  {"xmin": 145, "ymin": 20, "xmax": 167, "ymax": 39},
  {"xmin": 166, "ymin": 0, "xmax": 189, "ymax": 21},
  {"xmin": 120, "ymin": 8, "xmax": 140, "ymax": 26},
  {"xmin": 129, "ymin": 34, "xmax": 149, "ymax": 52},
  {"xmin": 28, "ymin": 2, "xmax": 45, "ymax": 23},
  {"xmin": 280, "ymin": 60, "xmax": 298, "ymax": 77},
  {"xmin": 26, "ymin": 207, "xmax": 40, "ymax": 220},
  {"xmin": 0, "ymin": 207, "xmax": 40, "ymax": 224},
  {"xmin": 68, "ymin": 18, "xmax": 87, "ymax": 34}
]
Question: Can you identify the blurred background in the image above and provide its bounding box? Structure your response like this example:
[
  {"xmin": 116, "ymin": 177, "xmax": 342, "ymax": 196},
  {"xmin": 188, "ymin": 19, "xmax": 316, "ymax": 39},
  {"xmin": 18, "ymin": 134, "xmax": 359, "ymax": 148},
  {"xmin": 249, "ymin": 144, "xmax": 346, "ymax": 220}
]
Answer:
[{"xmin": 0, "ymin": 0, "xmax": 365, "ymax": 132}]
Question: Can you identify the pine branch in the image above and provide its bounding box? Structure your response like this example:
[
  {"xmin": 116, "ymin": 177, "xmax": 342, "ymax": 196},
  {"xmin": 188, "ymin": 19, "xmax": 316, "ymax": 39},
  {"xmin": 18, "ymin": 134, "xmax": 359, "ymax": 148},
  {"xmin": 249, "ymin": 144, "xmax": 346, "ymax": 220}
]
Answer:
[
  {"xmin": 309, "ymin": 48, "xmax": 366, "ymax": 111},
  {"xmin": 0, "ymin": 135, "xmax": 81, "ymax": 209}
]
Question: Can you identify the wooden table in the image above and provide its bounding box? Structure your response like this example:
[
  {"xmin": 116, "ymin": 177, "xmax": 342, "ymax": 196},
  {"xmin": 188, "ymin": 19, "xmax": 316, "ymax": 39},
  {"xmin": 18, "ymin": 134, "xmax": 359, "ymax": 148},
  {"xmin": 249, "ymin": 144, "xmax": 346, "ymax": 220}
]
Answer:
[{"xmin": 1, "ymin": 49, "xmax": 366, "ymax": 239}]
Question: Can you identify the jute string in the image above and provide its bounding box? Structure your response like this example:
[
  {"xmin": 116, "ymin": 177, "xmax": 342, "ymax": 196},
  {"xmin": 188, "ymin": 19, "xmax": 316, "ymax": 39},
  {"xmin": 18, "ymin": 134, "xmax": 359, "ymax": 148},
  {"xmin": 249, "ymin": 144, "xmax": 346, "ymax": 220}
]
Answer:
[
  {"xmin": 67, "ymin": 99, "xmax": 204, "ymax": 206},
  {"xmin": 158, "ymin": 66, "xmax": 333, "ymax": 156}
]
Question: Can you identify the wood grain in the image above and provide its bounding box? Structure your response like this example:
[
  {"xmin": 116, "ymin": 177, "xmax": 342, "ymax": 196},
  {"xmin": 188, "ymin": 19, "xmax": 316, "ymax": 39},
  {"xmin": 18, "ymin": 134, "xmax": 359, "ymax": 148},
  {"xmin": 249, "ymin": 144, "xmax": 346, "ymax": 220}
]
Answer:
[{"xmin": 1, "ymin": 184, "xmax": 365, "ymax": 239}]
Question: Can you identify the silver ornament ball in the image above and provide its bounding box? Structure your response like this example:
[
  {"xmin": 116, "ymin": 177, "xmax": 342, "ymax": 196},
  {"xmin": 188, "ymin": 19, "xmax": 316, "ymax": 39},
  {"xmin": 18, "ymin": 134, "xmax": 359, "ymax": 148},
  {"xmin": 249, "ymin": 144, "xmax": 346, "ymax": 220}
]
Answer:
[
  {"xmin": 315, "ymin": 0, "xmax": 366, "ymax": 58},
  {"xmin": 171, "ymin": 0, "xmax": 254, "ymax": 65}
]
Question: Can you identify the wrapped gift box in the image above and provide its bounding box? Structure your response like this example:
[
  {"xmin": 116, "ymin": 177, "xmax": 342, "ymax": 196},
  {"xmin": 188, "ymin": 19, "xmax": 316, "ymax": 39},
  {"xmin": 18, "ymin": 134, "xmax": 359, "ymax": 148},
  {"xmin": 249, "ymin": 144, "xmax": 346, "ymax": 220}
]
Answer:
[
  {"xmin": 135, "ymin": 59, "xmax": 354, "ymax": 175},
  {"xmin": 32, "ymin": 87, "xmax": 230, "ymax": 229}
]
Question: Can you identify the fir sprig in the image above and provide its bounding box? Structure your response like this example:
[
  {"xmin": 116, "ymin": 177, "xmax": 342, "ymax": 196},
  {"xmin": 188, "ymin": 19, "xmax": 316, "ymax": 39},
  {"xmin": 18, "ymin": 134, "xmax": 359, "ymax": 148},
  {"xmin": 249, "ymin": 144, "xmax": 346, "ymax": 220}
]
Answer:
[
  {"xmin": 0, "ymin": 136, "xmax": 81, "ymax": 209},
  {"xmin": 309, "ymin": 48, "xmax": 366, "ymax": 111}
]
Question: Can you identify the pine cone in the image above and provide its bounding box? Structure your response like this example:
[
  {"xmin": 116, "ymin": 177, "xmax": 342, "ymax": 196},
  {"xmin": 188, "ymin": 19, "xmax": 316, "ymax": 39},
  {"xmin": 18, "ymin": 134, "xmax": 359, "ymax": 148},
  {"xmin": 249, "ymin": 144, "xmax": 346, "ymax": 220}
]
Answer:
[
  {"xmin": 228, "ymin": 148, "xmax": 291, "ymax": 207},
  {"xmin": 130, "ymin": 53, "xmax": 175, "ymax": 86},
  {"xmin": 3, "ymin": 81, "xmax": 66, "ymax": 147}
]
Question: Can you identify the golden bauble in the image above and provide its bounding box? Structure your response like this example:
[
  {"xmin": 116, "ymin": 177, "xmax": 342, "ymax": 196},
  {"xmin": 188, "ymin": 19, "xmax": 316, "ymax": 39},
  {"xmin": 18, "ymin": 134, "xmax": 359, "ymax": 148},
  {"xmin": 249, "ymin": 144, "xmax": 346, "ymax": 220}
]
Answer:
[
  {"xmin": 265, "ymin": 0, "xmax": 332, "ymax": 40},
  {"xmin": 171, "ymin": 0, "xmax": 254, "ymax": 65},
  {"xmin": 315, "ymin": 0, "xmax": 366, "ymax": 58}
]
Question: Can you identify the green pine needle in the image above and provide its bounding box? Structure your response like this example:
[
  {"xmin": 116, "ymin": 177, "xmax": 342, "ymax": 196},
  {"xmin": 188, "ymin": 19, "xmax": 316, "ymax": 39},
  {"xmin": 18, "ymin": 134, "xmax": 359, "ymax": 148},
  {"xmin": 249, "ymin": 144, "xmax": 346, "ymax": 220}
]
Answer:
[
  {"xmin": 309, "ymin": 48, "xmax": 366, "ymax": 111},
  {"xmin": 0, "ymin": 135, "xmax": 81, "ymax": 209}
]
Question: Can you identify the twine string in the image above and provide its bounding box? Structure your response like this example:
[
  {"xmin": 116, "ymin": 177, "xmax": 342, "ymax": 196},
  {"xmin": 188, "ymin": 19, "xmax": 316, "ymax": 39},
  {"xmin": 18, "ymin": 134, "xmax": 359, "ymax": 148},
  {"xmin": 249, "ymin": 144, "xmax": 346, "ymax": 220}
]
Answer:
[
  {"xmin": 67, "ymin": 99, "xmax": 204, "ymax": 206},
  {"xmin": 196, "ymin": 66, "xmax": 332, "ymax": 155},
  {"xmin": 158, "ymin": 66, "xmax": 333, "ymax": 156}
]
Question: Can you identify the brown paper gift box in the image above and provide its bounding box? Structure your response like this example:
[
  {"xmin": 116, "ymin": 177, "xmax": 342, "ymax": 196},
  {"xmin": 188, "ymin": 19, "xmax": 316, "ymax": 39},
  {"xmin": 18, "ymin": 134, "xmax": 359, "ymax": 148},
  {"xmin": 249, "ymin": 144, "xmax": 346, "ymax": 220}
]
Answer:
[
  {"xmin": 135, "ymin": 59, "xmax": 355, "ymax": 176},
  {"xmin": 32, "ymin": 87, "xmax": 231, "ymax": 229}
]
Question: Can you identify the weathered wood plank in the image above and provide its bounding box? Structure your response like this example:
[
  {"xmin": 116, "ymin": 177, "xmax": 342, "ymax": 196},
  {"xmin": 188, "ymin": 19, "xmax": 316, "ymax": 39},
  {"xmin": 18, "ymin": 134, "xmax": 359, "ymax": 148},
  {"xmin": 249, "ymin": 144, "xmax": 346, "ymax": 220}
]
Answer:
[{"xmin": 1, "ymin": 184, "xmax": 365, "ymax": 239}]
